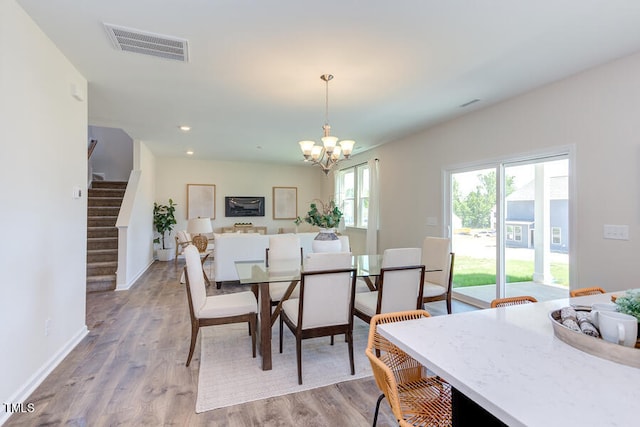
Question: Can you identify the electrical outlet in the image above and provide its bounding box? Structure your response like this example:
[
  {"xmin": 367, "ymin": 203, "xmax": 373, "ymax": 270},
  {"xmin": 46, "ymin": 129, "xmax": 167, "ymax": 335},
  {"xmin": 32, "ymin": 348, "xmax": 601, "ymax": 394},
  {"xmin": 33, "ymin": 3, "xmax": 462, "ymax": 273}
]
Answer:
[
  {"xmin": 426, "ymin": 217, "xmax": 438, "ymax": 226},
  {"xmin": 45, "ymin": 318, "xmax": 51, "ymax": 336}
]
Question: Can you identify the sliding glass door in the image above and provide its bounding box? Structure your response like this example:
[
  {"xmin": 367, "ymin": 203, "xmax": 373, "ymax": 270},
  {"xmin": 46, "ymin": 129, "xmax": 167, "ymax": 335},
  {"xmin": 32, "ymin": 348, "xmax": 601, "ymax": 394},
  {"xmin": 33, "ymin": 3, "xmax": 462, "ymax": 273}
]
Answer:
[
  {"xmin": 450, "ymin": 168, "xmax": 498, "ymax": 304},
  {"xmin": 448, "ymin": 154, "xmax": 570, "ymax": 307}
]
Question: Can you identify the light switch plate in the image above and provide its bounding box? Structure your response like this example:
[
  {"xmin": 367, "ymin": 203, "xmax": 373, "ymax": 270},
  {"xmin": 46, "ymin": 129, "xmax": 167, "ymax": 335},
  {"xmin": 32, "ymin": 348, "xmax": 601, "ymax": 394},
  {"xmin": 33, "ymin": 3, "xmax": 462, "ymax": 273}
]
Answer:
[{"xmin": 603, "ymin": 224, "xmax": 629, "ymax": 240}]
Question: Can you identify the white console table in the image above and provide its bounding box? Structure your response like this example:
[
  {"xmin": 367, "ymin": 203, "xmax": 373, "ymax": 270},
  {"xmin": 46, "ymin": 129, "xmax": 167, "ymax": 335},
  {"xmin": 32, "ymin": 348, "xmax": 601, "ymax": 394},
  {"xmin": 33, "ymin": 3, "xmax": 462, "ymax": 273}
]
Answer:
[{"xmin": 378, "ymin": 292, "xmax": 640, "ymax": 426}]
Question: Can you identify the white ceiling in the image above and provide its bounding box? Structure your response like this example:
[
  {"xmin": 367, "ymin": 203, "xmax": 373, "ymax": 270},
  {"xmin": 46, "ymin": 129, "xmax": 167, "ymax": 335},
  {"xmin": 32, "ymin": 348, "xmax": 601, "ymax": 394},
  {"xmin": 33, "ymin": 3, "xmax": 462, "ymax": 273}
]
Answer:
[{"xmin": 16, "ymin": 0, "xmax": 640, "ymax": 166}]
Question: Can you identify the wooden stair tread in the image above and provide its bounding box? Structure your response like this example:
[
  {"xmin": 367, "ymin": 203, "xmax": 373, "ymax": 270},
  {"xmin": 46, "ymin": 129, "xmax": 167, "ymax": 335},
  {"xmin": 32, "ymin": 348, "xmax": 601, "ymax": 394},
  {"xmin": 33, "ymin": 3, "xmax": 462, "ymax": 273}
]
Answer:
[
  {"xmin": 87, "ymin": 261, "xmax": 117, "ymax": 267},
  {"xmin": 87, "ymin": 180, "xmax": 126, "ymax": 292},
  {"xmin": 87, "ymin": 274, "xmax": 116, "ymax": 282}
]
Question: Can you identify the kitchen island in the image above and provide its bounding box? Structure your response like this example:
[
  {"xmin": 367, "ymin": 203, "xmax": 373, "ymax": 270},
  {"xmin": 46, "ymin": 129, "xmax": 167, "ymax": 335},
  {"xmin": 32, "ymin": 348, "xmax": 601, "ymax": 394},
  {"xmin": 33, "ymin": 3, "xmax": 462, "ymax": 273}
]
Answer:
[{"xmin": 379, "ymin": 292, "xmax": 640, "ymax": 426}]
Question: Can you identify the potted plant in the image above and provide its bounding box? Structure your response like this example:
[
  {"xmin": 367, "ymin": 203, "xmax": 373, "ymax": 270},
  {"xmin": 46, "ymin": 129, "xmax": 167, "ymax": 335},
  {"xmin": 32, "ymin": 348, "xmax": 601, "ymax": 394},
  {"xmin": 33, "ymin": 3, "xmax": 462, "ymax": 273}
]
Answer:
[
  {"xmin": 153, "ymin": 199, "xmax": 177, "ymax": 261},
  {"xmin": 295, "ymin": 199, "xmax": 343, "ymax": 252},
  {"xmin": 615, "ymin": 289, "xmax": 640, "ymax": 338}
]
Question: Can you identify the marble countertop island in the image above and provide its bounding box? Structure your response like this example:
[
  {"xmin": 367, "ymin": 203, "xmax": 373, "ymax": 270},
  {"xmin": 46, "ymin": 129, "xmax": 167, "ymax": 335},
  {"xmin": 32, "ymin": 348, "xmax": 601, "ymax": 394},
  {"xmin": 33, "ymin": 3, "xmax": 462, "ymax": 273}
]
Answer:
[{"xmin": 379, "ymin": 293, "xmax": 640, "ymax": 426}]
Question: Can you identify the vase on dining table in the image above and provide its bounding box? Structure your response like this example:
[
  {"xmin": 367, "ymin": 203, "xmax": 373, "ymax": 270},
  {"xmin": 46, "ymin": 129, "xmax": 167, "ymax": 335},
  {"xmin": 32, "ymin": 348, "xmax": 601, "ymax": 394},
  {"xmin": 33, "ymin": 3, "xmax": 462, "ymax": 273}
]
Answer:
[{"xmin": 312, "ymin": 228, "xmax": 341, "ymax": 253}]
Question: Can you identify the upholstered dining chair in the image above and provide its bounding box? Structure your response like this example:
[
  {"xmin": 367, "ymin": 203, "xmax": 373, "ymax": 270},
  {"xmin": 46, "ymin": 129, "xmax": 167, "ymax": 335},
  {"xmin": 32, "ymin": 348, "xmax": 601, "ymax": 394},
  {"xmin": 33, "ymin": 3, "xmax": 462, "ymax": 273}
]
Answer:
[
  {"xmin": 183, "ymin": 245, "xmax": 258, "ymax": 366},
  {"xmin": 279, "ymin": 252, "xmax": 356, "ymax": 385},
  {"xmin": 490, "ymin": 295, "xmax": 538, "ymax": 308},
  {"xmin": 570, "ymin": 286, "xmax": 606, "ymax": 297},
  {"xmin": 354, "ymin": 248, "xmax": 425, "ymax": 324},
  {"xmin": 366, "ymin": 310, "xmax": 452, "ymax": 427},
  {"xmin": 266, "ymin": 234, "xmax": 303, "ymax": 306},
  {"xmin": 421, "ymin": 237, "xmax": 455, "ymax": 314}
]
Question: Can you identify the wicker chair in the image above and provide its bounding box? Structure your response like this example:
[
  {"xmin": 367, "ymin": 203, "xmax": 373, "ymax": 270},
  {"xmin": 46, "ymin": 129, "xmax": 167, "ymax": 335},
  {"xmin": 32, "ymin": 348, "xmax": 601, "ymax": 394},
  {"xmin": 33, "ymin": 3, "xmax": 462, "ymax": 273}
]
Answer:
[
  {"xmin": 366, "ymin": 310, "xmax": 452, "ymax": 427},
  {"xmin": 490, "ymin": 295, "xmax": 538, "ymax": 308},
  {"xmin": 570, "ymin": 286, "xmax": 606, "ymax": 297}
]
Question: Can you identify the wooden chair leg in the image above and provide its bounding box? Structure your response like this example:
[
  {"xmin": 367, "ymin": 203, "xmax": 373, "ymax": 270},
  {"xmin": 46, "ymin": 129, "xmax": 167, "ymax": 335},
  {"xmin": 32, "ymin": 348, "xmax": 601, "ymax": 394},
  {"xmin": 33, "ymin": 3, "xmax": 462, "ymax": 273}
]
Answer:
[
  {"xmin": 250, "ymin": 315, "xmax": 257, "ymax": 358},
  {"xmin": 279, "ymin": 315, "xmax": 284, "ymax": 354},
  {"xmin": 296, "ymin": 335, "xmax": 303, "ymax": 385},
  {"xmin": 446, "ymin": 293, "xmax": 452, "ymax": 314},
  {"xmin": 347, "ymin": 330, "xmax": 355, "ymax": 375},
  {"xmin": 186, "ymin": 322, "xmax": 199, "ymax": 367}
]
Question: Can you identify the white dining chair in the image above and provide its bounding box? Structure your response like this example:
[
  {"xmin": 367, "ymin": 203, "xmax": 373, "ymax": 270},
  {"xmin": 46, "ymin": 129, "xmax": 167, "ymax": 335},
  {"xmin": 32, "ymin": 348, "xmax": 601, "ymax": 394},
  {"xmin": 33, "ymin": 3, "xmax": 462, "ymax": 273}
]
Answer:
[
  {"xmin": 266, "ymin": 234, "xmax": 303, "ymax": 305},
  {"xmin": 421, "ymin": 237, "xmax": 455, "ymax": 314},
  {"xmin": 354, "ymin": 248, "xmax": 425, "ymax": 324},
  {"xmin": 279, "ymin": 251, "xmax": 356, "ymax": 384},
  {"xmin": 183, "ymin": 245, "xmax": 258, "ymax": 366}
]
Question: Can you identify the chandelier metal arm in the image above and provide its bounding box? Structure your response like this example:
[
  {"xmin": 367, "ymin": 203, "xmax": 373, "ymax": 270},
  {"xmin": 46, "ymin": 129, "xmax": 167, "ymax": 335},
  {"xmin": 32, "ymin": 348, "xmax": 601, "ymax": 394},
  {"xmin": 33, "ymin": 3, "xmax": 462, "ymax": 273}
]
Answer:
[{"xmin": 306, "ymin": 146, "xmax": 342, "ymax": 175}]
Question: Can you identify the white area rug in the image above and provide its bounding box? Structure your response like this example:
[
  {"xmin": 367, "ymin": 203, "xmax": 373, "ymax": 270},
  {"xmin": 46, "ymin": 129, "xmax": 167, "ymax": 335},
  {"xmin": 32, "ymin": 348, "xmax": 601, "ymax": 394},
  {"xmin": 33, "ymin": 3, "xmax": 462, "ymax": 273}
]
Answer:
[{"xmin": 195, "ymin": 320, "xmax": 372, "ymax": 413}]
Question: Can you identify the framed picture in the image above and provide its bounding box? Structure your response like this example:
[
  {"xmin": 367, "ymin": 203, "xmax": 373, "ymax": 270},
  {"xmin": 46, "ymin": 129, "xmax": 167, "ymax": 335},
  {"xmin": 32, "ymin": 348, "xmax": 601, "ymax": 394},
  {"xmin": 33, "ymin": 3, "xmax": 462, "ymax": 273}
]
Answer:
[
  {"xmin": 272, "ymin": 187, "xmax": 297, "ymax": 219},
  {"xmin": 187, "ymin": 184, "xmax": 216, "ymax": 219}
]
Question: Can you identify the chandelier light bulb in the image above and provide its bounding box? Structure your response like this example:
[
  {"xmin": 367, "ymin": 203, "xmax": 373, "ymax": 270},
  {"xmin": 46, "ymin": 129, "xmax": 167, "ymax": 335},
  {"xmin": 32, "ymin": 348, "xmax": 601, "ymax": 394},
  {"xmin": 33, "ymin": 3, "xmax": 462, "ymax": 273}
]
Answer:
[
  {"xmin": 322, "ymin": 136, "xmax": 338, "ymax": 152},
  {"xmin": 339, "ymin": 140, "xmax": 354, "ymax": 157},
  {"xmin": 311, "ymin": 145, "xmax": 322, "ymax": 161},
  {"xmin": 299, "ymin": 140, "xmax": 315, "ymax": 158},
  {"xmin": 331, "ymin": 145, "xmax": 342, "ymax": 160}
]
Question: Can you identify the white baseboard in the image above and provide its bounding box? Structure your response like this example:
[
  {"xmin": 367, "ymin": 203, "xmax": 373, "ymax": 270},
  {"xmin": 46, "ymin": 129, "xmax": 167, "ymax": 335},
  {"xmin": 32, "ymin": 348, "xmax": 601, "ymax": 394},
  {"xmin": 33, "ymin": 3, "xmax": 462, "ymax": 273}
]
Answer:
[
  {"xmin": 116, "ymin": 259, "xmax": 154, "ymax": 291},
  {"xmin": 1, "ymin": 326, "xmax": 89, "ymax": 426}
]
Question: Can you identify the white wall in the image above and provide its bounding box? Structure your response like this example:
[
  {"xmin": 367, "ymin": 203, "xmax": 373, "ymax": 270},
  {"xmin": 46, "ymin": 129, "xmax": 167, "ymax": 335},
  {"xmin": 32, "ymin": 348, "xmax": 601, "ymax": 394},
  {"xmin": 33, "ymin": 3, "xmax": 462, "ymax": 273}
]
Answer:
[
  {"xmin": 0, "ymin": 0, "xmax": 88, "ymax": 417},
  {"xmin": 343, "ymin": 51, "xmax": 640, "ymax": 292},
  {"xmin": 115, "ymin": 141, "xmax": 156, "ymax": 289},
  {"xmin": 155, "ymin": 157, "xmax": 328, "ymax": 236},
  {"xmin": 114, "ymin": 140, "xmax": 156, "ymax": 290},
  {"xmin": 88, "ymin": 125, "xmax": 134, "ymax": 181}
]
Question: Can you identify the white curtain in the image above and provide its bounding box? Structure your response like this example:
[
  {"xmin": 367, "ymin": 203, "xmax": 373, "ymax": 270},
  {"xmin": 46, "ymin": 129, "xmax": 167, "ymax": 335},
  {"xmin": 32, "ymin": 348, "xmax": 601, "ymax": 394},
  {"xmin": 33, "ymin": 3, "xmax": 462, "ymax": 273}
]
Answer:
[{"xmin": 366, "ymin": 158, "xmax": 379, "ymax": 255}]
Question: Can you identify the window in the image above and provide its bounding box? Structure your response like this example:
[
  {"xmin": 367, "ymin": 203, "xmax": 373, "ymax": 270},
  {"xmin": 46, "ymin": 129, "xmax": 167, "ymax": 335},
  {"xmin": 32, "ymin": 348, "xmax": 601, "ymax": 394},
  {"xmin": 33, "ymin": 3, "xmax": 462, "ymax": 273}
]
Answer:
[
  {"xmin": 506, "ymin": 225, "xmax": 522, "ymax": 241},
  {"xmin": 514, "ymin": 225, "xmax": 522, "ymax": 242},
  {"xmin": 551, "ymin": 227, "xmax": 561, "ymax": 245},
  {"xmin": 336, "ymin": 163, "xmax": 369, "ymax": 228}
]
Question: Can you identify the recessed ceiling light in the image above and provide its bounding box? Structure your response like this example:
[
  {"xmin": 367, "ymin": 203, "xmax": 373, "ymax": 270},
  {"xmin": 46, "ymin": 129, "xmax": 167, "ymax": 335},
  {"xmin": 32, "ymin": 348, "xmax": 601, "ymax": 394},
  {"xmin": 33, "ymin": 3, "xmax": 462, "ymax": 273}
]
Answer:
[
  {"xmin": 179, "ymin": 125, "xmax": 191, "ymax": 132},
  {"xmin": 186, "ymin": 150, "xmax": 194, "ymax": 155}
]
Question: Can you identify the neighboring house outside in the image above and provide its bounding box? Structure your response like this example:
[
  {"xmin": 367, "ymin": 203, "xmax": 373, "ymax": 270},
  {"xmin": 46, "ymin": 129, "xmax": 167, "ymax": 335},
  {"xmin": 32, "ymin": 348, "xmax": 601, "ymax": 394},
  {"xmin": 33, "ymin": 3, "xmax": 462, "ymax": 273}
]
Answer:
[{"xmin": 505, "ymin": 176, "xmax": 568, "ymax": 253}]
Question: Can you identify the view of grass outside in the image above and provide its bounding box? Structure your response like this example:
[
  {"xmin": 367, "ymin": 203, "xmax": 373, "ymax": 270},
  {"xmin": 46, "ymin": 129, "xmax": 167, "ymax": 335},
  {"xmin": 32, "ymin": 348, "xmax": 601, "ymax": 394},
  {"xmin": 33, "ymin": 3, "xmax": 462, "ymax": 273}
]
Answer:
[
  {"xmin": 453, "ymin": 255, "xmax": 569, "ymax": 288},
  {"xmin": 451, "ymin": 160, "xmax": 570, "ymax": 301}
]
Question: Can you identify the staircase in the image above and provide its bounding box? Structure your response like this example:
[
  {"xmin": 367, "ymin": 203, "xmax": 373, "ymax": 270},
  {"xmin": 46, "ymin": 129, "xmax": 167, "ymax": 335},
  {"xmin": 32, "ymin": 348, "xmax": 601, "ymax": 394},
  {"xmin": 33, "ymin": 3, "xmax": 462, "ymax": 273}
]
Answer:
[{"xmin": 86, "ymin": 180, "xmax": 127, "ymax": 292}]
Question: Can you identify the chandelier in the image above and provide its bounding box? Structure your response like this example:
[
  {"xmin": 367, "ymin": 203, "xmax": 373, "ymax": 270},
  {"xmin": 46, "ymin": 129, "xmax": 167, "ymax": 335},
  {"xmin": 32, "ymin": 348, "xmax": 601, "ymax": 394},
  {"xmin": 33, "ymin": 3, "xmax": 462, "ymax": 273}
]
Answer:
[{"xmin": 298, "ymin": 74, "xmax": 355, "ymax": 175}]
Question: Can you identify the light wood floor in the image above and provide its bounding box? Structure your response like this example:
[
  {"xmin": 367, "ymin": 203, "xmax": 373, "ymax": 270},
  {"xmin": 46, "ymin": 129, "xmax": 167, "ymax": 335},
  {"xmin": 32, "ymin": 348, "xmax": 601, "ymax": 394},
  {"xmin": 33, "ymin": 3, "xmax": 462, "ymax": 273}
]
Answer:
[{"xmin": 6, "ymin": 259, "xmax": 404, "ymax": 427}]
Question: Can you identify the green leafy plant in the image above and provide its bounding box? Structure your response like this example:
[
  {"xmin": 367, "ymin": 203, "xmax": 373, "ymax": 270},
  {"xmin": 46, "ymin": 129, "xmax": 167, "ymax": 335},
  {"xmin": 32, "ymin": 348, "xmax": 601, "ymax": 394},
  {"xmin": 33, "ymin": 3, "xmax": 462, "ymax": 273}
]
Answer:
[
  {"xmin": 295, "ymin": 199, "xmax": 343, "ymax": 229},
  {"xmin": 615, "ymin": 289, "xmax": 640, "ymax": 321},
  {"xmin": 153, "ymin": 199, "xmax": 177, "ymax": 249}
]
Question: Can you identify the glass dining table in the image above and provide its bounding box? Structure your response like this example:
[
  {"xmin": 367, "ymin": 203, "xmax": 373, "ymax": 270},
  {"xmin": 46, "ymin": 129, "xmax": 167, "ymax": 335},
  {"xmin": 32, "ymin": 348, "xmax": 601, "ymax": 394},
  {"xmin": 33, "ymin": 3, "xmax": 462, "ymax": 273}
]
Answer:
[{"xmin": 234, "ymin": 254, "xmax": 383, "ymax": 370}]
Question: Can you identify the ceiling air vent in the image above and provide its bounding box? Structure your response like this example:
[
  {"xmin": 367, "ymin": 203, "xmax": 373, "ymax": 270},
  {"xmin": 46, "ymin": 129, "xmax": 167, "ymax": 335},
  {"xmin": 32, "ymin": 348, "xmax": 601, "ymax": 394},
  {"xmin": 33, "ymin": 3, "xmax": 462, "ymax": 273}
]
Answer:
[{"xmin": 104, "ymin": 23, "xmax": 189, "ymax": 62}]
